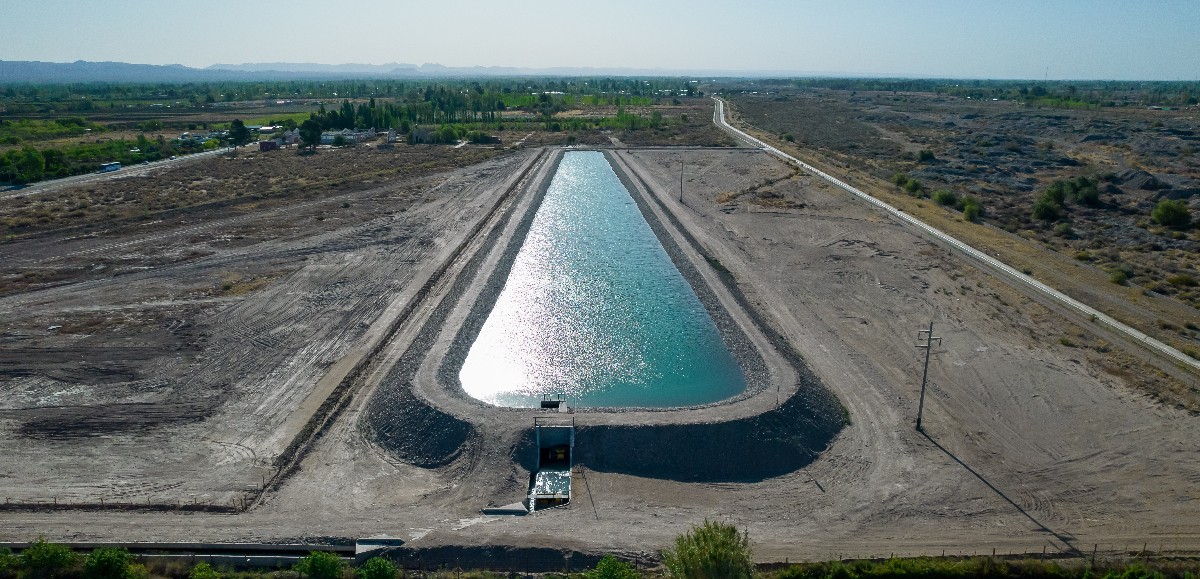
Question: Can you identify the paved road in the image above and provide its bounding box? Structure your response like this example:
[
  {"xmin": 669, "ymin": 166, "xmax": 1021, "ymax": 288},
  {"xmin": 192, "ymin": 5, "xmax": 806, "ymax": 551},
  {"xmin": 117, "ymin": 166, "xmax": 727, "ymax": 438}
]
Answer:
[
  {"xmin": 0, "ymin": 146, "xmax": 235, "ymax": 200},
  {"xmin": 711, "ymin": 96, "xmax": 1200, "ymax": 373}
]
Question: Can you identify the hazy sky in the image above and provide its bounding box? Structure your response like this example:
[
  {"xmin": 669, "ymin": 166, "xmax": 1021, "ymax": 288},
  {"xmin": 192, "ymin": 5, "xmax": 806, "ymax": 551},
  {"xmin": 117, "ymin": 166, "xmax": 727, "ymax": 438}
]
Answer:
[{"xmin": 2, "ymin": 0, "xmax": 1198, "ymax": 80}]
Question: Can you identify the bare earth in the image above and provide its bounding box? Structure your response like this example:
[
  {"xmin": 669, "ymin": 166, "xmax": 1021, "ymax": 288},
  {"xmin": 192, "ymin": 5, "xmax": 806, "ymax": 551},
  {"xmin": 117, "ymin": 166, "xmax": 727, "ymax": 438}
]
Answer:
[{"xmin": 1, "ymin": 144, "xmax": 1198, "ymax": 562}]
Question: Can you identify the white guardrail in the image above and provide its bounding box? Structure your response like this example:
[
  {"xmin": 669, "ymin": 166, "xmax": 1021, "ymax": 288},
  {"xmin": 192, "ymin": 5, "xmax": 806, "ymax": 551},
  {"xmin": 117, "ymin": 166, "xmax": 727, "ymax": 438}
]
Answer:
[{"xmin": 712, "ymin": 96, "xmax": 1200, "ymax": 372}]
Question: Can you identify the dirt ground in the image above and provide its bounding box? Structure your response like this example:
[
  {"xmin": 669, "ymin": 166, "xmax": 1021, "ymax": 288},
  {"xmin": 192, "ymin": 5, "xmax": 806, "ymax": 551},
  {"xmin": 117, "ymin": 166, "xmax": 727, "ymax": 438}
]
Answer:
[
  {"xmin": 0, "ymin": 144, "xmax": 533, "ymax": 507},
  {"xmin": 1, "ymin": 144, "xmax": 1199, "ymax": 563},
  {"xmin": 725, "ymin": 92, "xmax": 1200, "ymax": 393}
]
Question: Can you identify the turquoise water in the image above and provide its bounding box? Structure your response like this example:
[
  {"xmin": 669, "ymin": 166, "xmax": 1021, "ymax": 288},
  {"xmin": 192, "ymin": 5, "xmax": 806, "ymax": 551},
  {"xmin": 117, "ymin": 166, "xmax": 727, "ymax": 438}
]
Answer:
[{"xmin": 459, "ymin": 151, "xmax": 746, "ymax": 408}]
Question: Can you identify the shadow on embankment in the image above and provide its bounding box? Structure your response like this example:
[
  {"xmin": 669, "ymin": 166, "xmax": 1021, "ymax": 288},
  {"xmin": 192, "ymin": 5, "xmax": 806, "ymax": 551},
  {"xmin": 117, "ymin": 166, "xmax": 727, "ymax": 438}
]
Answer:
[{"xmin": 572, "ymin": 385, "xmax": 843, "ymax": 483}]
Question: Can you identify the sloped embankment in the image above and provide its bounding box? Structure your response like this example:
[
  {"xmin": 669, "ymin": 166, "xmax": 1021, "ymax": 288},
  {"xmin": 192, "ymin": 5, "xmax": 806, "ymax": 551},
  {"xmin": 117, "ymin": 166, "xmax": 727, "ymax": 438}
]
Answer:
[
  {"xmin": 573, "ymin": 386, "xmax": 843, "ymax": 482},
  {"xmin": 363, "ymin": 150, "xmax": 558, "ymax": 469}
]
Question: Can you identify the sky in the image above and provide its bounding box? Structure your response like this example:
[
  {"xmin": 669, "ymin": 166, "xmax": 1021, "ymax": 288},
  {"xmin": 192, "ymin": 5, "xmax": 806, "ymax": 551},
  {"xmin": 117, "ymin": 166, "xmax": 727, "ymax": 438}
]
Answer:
[{"xmin": 2, "ymin": 0, "xmax": 1198, "ymax": 80}]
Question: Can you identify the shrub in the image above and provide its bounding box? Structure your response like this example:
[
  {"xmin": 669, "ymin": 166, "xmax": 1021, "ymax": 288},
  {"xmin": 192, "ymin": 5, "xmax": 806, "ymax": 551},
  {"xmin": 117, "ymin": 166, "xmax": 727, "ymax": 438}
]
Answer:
[
  {"xmin": 0, "ymin": 548, "xmax": 18, "ymax": 579},
  {"xmin": 1031, "ymin": 197, "xmax": 1061, "ymax": 221},
  {"xmin": 961, "ymin": 195, "xmax": 982, "ymax": 222},
  {"xmin": 84, "ymin": 547, "xmax": 135, "ymax": 579},
  {"xmin": 586, "ymin": 556, "xmax": 639, "ymax": 579},
  {"xmin": 295, "ymin": 551, "xmax": 343, "ymax": 579},
  {"xmin": 917, "ymin": 149, "xmax": 936, "ymax": 162},
  {"xmin": 932, "ymin": 189, "xmax": 959, "ymax": 207},
  {"xmin": 189, "ymin": 562, "xmax": 220, "ymax": 579},
  {"xmin": 892, "ymin": 173, "xmax": 910, "ymax": 186},
  {"xmin": 1151, "ymin": 199, "xmax": 1191, "ymax": 229},
  {"xmin": 961, "ymin": 204, "xmax": 978, "ymax": 222},
  {"xmin": 21, "ymin": 539, "xmax": 79, "ymax": 579},
  {"xmin": 903, "ymin": 179, "xmax": 924, "ymax": 196},
  {"xmin": 1168, "ymin": 274, "xmax": 1198, "ymax": 287},
  {"xmin": 783, "ymin": 134, "xmax": 794, "ymax": 142},
  {"xmin": 357, "ymin": 558, "xmax": 396, "ymax": 579},
  {"xmin": 1110, "ymin": 270, "xmax": 1129, "ymax": 285},
  {"xmin": 662, "ymin": 521, "xmax": 753, "ymax": 579},
  {"xmin": 1054, "ymin": 222, "xmax": 1074, "ymax": 237}
]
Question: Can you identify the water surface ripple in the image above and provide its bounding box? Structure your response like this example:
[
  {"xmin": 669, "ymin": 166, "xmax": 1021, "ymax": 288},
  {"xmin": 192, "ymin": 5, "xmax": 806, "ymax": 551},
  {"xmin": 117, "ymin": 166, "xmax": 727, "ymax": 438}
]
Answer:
[{"xmin": 460, "ymin": 151, "xmax": 746, "ymax": 407}]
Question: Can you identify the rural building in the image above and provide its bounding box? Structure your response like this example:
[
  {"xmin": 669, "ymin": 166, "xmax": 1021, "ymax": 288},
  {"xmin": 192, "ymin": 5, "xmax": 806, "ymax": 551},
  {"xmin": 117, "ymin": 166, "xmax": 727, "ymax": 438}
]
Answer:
[{"xmin": 320, "ymin": 128, "xmax": 376, "ymax": 145}]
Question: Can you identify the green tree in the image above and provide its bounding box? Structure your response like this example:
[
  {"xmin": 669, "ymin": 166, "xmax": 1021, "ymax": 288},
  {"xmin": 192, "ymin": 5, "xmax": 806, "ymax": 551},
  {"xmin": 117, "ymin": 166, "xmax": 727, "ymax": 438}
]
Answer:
[
  {"xmin": 357, "ymin": 557, "xmax": 395, "ymax": 579},
  {"xmin": 1151, "ymin": 199, "xmax": 1191, "ymax": 229},
  {"xmin": 299, "ymin": 119, "xmax": 322, "ymax": 151},
  {"xmin": 83, "ymin": 547, "xmax": 134, "ymax": 579},
  {"xmin": 586, "ymin": 556, "xmax": 639, "ymax": 579},
  {"xmin": 15, "ymin": 147, "xmax": 45, "ymax": 184},
  {"xmin": 41, "ymin": 148, "xmax": 69, "ymax": 178},
  {"xmin": 229, "ymin": 119, "xmax": 251, "ymax": 147},
  {"xmin": 662, "ymin": 521, "xmax": 754, "ymax": 579},
  {"xmin": 21, "ymin": 539, "xmax": 78, "ymax": 579},
  {"xmin": 436, "ymin": 124, "xmax": 458, "ymax": 144},
  {"xmin": 294, "ymin": 551, "xmax": 342, "ymax": 579}
]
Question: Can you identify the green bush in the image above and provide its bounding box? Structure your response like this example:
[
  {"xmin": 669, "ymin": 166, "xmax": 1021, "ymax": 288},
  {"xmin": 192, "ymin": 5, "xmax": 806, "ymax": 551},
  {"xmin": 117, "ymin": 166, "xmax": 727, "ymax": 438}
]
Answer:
[
  {"xmin": 1168, "ymin": 274, "xmax": 1198, "ymax": 287},
  {"xmin": 892, "ymin": 173, "xmax": 910, "ymax": 186},
  {"xmin": 586, "ymin": 555, "xmax": 639, "ymax": 579},
  {"xmin": 662, "ymin": 521, "xmax": 753, "ymax": 579},
  {"xmin": 357, "ymin": 557, "xmax": 396, "ymax": 579},
  {"xmin": 84, "ymin": 547, "xmax": 134, "ymax": 579},
  {"xmin": 295, "ymin": 551, "xmax": 343, "ymax": 579},
  {"xmin": 1110, "ymin": 270, "xmax": 1129, "ymax": 285},
  {"xmin": 188, "ymin": 562, "xmax": 220, "ymax": 579},
  {"xmin": 1031, "ymin": 197, "xmax": 1062, "ymax": 221},
  {"xmin": 932, "ymin": 189, "xmax": 959, "ymax": 207},
  {"xmin": 0, "ymin": 548, "xmax": 19, "ymax": 579},
  {"xmin": 917, "ymin": 149, "xmax": 936, "ymax": 162},
  {"xmin": 961, "ymin": 195, "xmax": 982, "ymax": 222},
  {"xmin": 1151, "ymin": 199, "xmax": 1191, "ymax": 229},
  {"xmin": 903, "ymin": 179, "xmax": 924, "ymax": 196},
  {"xmin": 21, "ymin": 539, "xmax": 79, "ymax": 579}
]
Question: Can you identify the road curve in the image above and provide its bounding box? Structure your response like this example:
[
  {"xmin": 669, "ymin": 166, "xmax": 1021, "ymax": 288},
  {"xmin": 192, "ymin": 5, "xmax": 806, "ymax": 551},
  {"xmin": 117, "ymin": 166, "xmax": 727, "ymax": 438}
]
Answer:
[{"xmin": 712, "ymin": 96, "xmax": 1200, "ymax": 373}]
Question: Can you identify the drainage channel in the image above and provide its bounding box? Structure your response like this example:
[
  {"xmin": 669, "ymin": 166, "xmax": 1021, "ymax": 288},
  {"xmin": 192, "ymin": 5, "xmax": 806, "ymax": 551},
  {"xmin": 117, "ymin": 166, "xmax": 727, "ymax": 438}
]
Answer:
[{"xmin": 481, "ymin": 415, "xmax": 575, "ymax": 515}]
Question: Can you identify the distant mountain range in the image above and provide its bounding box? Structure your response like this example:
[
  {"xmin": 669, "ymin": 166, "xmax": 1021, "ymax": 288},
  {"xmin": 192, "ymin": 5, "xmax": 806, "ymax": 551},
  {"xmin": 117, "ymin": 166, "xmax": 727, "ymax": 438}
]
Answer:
[{"xmin": 0, "ymin": 60, "xmax": 809, "ymax": 84}]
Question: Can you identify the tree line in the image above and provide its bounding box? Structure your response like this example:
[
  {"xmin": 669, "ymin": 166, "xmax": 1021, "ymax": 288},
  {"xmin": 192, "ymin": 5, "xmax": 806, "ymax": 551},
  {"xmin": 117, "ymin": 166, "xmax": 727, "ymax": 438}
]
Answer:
[{"xmin": 0, "ymin": 78, "xmax": 688, "ymax": 115}]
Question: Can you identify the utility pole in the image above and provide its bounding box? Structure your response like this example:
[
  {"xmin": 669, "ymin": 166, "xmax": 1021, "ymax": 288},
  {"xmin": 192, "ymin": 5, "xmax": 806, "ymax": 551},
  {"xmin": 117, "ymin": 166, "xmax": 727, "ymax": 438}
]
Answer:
[
  {"xmin": 915, "ymin": 321, "xmax": 942, "ymax": 431},
  {"xmin": 679, "ymin": 161, "xmax": 685, "ymax": 203}
]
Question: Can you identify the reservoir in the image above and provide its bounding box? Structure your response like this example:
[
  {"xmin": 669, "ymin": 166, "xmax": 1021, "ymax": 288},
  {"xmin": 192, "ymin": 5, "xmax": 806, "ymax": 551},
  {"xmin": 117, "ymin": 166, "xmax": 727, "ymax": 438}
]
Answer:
[{"xmin": 459, "ymin": 151, "xmax": 746, "ymax": 408}]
